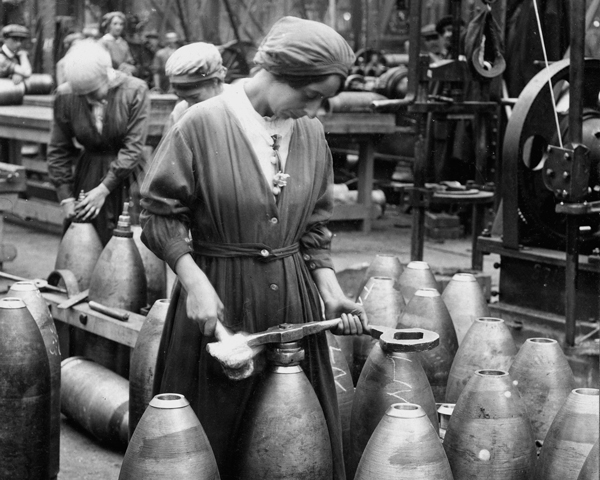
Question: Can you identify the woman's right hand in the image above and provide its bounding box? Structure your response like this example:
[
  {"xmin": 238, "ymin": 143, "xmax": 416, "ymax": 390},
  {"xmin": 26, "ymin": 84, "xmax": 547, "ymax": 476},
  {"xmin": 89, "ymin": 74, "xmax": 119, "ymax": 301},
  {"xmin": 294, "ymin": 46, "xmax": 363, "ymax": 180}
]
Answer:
[
  {"xmin": 175, "ymin": 253, "xmax": 225, "ymax": 337},
  {"xmin": 185, "ymin": 275, "xmax": 225, "ymax": 337}
]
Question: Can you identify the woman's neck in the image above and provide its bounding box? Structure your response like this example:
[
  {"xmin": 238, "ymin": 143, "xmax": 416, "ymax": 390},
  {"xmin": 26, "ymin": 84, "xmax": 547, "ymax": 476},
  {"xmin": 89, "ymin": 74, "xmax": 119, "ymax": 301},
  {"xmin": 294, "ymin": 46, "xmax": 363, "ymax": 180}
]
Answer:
[{"xmin": 243, "ymin": 70, "xmax": 274, "ymax": 117}]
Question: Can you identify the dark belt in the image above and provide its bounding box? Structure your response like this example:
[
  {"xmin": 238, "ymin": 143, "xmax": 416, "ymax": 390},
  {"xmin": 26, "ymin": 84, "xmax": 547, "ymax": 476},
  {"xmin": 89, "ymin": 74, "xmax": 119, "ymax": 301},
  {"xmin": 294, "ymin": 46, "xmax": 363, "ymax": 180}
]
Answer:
[{"xmin": 194, "ymin": 240, "xmax": 300, "ymax": 262}]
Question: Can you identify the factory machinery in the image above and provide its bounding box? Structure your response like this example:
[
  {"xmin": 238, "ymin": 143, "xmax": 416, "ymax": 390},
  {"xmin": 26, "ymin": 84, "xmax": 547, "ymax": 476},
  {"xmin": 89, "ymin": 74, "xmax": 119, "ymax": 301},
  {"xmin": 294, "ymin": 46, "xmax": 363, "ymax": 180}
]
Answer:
[{"xmin": 368, "ymin": 0, "xmax": 599, "ymax": 382}]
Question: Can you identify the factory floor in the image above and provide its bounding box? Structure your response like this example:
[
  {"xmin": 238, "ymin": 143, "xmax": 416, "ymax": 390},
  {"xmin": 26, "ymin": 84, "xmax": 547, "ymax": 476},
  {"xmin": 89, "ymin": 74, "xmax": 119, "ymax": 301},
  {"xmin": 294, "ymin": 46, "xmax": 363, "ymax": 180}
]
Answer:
[{"xmin": 1, "ymin": 205, "xmax": 500, "ymax": 479}]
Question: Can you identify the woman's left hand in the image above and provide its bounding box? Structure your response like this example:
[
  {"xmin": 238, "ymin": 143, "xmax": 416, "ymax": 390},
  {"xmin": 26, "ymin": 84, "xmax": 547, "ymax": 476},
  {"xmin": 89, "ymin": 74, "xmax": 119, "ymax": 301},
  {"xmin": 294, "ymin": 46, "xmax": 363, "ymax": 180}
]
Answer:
[
  {"xmin": 75, "ymin": 184, "xmax": 110, "ymax": 221},
  {"xmin": 325, "ymin": 296, "xmax": 369, "ymax": 336}
]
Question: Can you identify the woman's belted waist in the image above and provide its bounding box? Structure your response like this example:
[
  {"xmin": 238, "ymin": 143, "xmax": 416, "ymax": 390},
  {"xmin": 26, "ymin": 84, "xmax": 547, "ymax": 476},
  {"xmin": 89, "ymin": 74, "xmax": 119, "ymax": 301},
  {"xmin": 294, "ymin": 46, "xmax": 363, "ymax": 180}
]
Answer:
[{"xmin": 193, "ymin": 240, "xmax": 300, "ymax": 262}]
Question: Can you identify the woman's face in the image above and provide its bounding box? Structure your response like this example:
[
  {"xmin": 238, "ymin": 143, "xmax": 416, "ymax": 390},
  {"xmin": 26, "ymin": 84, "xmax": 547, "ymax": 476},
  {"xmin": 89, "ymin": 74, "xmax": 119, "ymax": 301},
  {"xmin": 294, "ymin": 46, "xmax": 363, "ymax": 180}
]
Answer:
[
  {"xmin": 108, "ymin": 17, "xmax": 125, "ymax": 37},
  {"xmin": 268, "ymin": 75, "xmax": 342, "ymax": 120}
]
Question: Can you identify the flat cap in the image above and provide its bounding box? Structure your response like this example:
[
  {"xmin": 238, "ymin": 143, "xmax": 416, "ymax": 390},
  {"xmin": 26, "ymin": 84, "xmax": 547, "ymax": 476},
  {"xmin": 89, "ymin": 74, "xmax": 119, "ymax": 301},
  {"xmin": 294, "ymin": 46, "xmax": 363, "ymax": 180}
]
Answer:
[
  {"xmin": 166, "ymin": 42, "xmax": 224, "ymax": 84},
  {"xmin": 2, "ymin": 24, "xmax": 29, "ymax": 38},
  {"xmin": 421, "ymin": 24, "xmax": 438, "ymax": 39}
]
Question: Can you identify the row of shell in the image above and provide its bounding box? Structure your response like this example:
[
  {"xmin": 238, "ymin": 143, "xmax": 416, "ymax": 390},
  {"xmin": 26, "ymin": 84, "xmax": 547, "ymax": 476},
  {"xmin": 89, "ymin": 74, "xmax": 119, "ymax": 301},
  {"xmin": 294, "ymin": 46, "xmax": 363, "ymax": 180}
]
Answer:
[
  {"xmin": 54, "ymin": 201, "xmax": 170, "ymax": 377},
  {"xmin": 338, "ymin": 253, "xmax": 599, "ymax": 480}
]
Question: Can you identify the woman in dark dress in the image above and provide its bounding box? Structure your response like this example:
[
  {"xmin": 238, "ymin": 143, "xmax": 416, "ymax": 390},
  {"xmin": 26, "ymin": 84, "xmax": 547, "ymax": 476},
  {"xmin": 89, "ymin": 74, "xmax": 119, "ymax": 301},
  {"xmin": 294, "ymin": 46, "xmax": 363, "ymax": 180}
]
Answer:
[
  {"xmin": 48, "ymin": 40, "xmax": 150, "ymax": 244},
  {"xmin": 140, "ymin": 17, "xmax": 365, "ymax": 479}
]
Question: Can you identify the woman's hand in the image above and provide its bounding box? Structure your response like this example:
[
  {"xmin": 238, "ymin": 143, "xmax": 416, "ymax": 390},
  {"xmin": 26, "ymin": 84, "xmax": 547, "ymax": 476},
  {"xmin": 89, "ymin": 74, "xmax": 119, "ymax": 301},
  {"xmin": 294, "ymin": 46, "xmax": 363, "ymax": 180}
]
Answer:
[
  {"xmin": 311, "ymin": 267, "xmax": 369, "ymax": 335},
  {"xmin": 75, "ymin": 184, "xmax": 110, "ymax": 221},
  {"xmin": 175, "ymin": 254, "xmax": 225, "ymax": 336},
  {"xmin": 325, "ymin": 296, "xmax": 368, "ymax": 336}
]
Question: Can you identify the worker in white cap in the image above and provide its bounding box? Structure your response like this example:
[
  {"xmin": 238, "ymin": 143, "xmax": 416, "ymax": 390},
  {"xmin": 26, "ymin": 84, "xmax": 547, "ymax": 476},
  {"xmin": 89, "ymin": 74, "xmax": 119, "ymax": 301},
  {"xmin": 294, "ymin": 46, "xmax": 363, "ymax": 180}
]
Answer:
[
  {"xmin": 0, "ymin": 24, "xmax": 32, "ymax": 84},
  {"xmin": 47, "ymin": 40, "xmax": 150, "ymax": 245},
  {"xmin": 163, "ymin": 42, "xmax": 227, "ymax": 132}
]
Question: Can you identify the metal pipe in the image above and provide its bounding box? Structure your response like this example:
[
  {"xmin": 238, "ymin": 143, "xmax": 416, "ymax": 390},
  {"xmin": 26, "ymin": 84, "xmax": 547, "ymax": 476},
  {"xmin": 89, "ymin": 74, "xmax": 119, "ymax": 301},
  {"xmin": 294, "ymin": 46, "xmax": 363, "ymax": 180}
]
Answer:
[
  {"xmin": 565, "ymin": 216, "xmax": 579, "ymax": 346},
  {"xmin": 563, "ymin": 0, "xmax": 587, "ymax": 347},
  {"xmin": 371, "ymin": 0, "xmax": 421, "ymax": 112}
]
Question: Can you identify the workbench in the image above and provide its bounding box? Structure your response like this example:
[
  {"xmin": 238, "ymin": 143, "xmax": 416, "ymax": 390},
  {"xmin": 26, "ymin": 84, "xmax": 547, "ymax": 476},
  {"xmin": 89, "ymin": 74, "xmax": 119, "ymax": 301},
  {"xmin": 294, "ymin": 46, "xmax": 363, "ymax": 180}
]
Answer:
[{"xmin": 0, "ymin": 96, "xmax": 397, "ymax": 233}]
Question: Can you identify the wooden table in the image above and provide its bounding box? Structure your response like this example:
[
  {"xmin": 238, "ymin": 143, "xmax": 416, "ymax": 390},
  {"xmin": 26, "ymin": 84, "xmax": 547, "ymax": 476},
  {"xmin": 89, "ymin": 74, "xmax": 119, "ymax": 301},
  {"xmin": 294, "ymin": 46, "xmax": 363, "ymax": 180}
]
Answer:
[
  {"xmin": 319, "ymin": 112, "xmax": 396, "ymax": 232},
  {"xmin": 0, "ymin": 97, "xmax": 397, "ymax": 233}
]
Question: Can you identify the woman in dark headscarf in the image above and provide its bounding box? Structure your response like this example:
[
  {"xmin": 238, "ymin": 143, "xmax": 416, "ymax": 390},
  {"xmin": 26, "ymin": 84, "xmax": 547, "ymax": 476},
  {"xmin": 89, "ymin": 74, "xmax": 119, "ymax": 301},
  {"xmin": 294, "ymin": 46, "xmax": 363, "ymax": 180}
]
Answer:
[{"xmin": 141, "ymin": 17, "xmax": 364, "ymax": 479}]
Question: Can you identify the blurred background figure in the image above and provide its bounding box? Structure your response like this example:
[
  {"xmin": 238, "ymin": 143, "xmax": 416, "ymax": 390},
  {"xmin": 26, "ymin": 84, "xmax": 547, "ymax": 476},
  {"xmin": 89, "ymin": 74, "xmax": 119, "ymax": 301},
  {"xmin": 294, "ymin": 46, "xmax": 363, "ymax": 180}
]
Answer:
[
  {"xmin": 136, "ymin": 30, "xmax": 160, "ymax": 89},
  {"xmin": 435, "ymin": 15, "xmax": 465, "ymax": 59},
  {"xmin": 82, "ymin": 25, "xmax": 99, "ymax": 39},
  {"xmin": 163, "ymin": 42, "xmax": 226, "ymax": 131},
  {"xmin": 0, "ymin": 24, "xmax": 31, "ymax": 84},
  {"xmin": 56, "ymin": 32, "xmax": 84, "ymax": 86},
  {"xmin": 152, "ymin": 31, "xmax": 179, "ymax": 93},
  {"xmin": 421, "ymin": 23, "xmax": 443, "ymax": 64},
  {"xmin": 99, "ymin": 11, "xmax": 137, "ymax": 75}
]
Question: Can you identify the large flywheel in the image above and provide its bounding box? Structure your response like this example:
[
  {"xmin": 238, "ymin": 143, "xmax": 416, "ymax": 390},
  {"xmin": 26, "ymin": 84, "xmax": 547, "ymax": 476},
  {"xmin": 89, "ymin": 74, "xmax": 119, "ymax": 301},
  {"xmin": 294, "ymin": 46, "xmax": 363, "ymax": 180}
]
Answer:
[{"xmin": 503, "ymin": 58, "xmax": 600, "ymax": 252}]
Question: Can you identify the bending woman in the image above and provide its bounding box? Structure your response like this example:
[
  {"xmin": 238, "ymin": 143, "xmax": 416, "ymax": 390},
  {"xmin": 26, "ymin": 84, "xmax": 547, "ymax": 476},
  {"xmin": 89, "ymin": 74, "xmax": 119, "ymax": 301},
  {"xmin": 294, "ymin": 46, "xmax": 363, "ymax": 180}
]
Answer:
[
  {"xmin": 141, "ymin": 17, "xmax": 365, "ymax": 479},
  {"xmin": 48, "ymin": 40, "xmax": 150, "ymax": 245}
]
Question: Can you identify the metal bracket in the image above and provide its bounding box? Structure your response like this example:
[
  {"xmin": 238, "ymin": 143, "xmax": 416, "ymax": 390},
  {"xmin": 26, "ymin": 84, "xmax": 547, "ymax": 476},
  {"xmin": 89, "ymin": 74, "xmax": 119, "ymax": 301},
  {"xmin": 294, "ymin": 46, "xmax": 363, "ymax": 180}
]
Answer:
[{"xmin": 543, "ymin": 143, "xmax": 591, "ymax": 202}]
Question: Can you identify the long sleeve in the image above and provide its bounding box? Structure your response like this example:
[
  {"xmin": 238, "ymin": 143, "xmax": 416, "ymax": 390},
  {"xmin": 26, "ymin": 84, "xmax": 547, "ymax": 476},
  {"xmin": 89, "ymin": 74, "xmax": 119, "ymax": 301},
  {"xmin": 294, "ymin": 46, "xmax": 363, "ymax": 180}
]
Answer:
[
  {"xmin": 140, "ymin": 125, "xmax": 195, "ymax": 271},
  {"xmin": 47, "ymin": 94, "xmax": 80, "ymax": 201},
  {"xmin": 102, "ymin": 81, "xmax": 150, "ymax": 192},
  {"xmin": 0, "ymin": 55, "xmax": 16, "ymax": 77},
  {"xmin": 299, "ymin": 134, "xmax": 335, "ymax": 271}
]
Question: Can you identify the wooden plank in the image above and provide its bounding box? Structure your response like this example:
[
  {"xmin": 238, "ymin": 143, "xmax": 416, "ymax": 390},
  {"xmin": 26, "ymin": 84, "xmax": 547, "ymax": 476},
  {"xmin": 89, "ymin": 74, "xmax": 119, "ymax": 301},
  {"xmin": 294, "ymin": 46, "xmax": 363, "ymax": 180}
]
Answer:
[
  {"xmin": 43, "ymin": 291, "xmax": 145, "ymax": 348},
  {"xmin": 11, "ymin": 198, "xmax": 63, "ymax": 226}
]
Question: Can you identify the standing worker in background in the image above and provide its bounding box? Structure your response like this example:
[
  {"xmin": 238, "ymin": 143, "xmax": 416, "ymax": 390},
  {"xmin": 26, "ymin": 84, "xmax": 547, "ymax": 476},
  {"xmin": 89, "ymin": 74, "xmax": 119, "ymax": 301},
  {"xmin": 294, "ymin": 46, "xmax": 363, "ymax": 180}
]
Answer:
[
  {"xmin": 141, "ymin": 16, "xmax": 367, "ymax": 479},
  {"xmin": 99, "ymin": 11, "xmax": 137, "ymax": 75},
  {"xmin": 152, "ymin": 31, "xmax": 179, "ymax": 93},
  {"xmin": 47, "ymin": 40, "xmax": 150, "ymax": 245},
  {"xmin": 162, "ymin": 42, "xmax": 227, "ymax": 132},
  {"xmin": 0, "ymin": 24, "xmax": 31, "ymax": 84}
]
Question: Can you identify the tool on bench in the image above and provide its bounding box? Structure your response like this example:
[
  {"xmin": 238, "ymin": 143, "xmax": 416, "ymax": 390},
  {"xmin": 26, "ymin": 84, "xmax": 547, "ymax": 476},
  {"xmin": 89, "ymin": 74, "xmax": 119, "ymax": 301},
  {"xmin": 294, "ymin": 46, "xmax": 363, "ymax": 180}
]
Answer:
[
  {"xmin": 89, "ymin": 301, "xmax": 130, "ymax": 321},
  {"xmin": 207, "ymin": 318, "xmax": 439, "ymax": 380},
  {"xmin": 0, "ymin": 271, "xmax": 67, "ymax": 294}
]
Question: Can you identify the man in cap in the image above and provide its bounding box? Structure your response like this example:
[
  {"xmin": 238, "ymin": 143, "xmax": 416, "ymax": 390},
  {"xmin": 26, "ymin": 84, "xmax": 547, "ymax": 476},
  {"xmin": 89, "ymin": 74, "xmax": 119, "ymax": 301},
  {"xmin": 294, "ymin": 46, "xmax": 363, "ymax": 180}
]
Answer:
[
  {"xmin": 0, "ymin": 24, "xmax": 32, "ymax": 84},
  {"xmin": 162, "ymin": 42, "xmax": 227, "ymax": 132},
  {"xmin": 421, "ymin": 23, "xmax": 443, "ymax": 64},
  {"xmin": 151, "ymin": 31, "xmax": 180, "ymax": 93}
]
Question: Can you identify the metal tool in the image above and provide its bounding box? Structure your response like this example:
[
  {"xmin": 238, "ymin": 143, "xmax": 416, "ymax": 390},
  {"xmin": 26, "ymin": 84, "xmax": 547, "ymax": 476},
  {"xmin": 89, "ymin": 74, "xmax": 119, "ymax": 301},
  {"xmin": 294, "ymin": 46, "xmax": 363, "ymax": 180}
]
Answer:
[
  {"xmin": 88, "ymin": 301, "xmax": 130, "ymax": 321},
  {"xmin": 0, "ymin": 271, "xmax": 67, "ymax": 294},
  {"xmin": 57, "ymin": 289, "xmax": 89, "ymax": 309},
  {"xmin": 239, "ymin": 319, "xmax": 439, "ymax": 352}
]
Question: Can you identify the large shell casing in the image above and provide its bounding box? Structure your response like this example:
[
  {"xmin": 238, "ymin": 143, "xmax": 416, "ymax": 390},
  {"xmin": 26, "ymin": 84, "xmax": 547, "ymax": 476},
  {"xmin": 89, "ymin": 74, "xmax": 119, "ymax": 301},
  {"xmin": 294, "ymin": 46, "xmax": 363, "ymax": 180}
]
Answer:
[
  {"xmin": 509, "ymin": 337, "xmax": 575, "ymax": 442},
  {"xmin": 354, "ymin": 403, "xmax": 453, "ymax": 480},
  {"xmin": 55, "ymin": 221, "xmax": 103, "ymax": 290},
  {"xmin": 8, "ymin": 282, "xmax": 61, "ymax": 478},
  {"xmin": 61, "ymin": 357, "xmax": 129, "ymax": 449},
  {"xmin": 119, "ymin": 393, "xmax": 220, "ymax": 479},
  {"xmin": 0, "ymin": 297, "xmax": 51, "ymax": 479},
  {"xmin": 132, "ymin": 225, "xmax": 167, "ymax": 306},
  {"xmin": 441, "ymin": 272, "xmax": 490, "ymax": 344},
  {"xmin": 398, "ymin": 261, "xmax": 439, "ymax": 304},
  {"xmin": 444, "ymin": 369, "xmax": 536, "ymax": 480},
  {"xmin": 534, "ymin": 388, "xmax": 600, "ymax": 480},
  {"xmin": 398, "ymin": 288, "xmax": 458, "ymax": 401},
  {"xmin": 353, "ymin": 276, "xmax": 405, "ymax": 380},
  {"xmin": 234, "ymin": 359, "xmax": 332, "ymax": 478},
  {"xmin": 129, "ymin": 299, "xmax": 170, "ymax": 437},
  {"xmin": 446, "ymin": 316, "xmax": 516, "ymax": 403},
  {"xmin": 326, "ymin": 331, "xmax": 355, "ymax": 475},
  {"xmin": 349, "ymin": 343, "xmax": 438, "ymax": 479}
]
